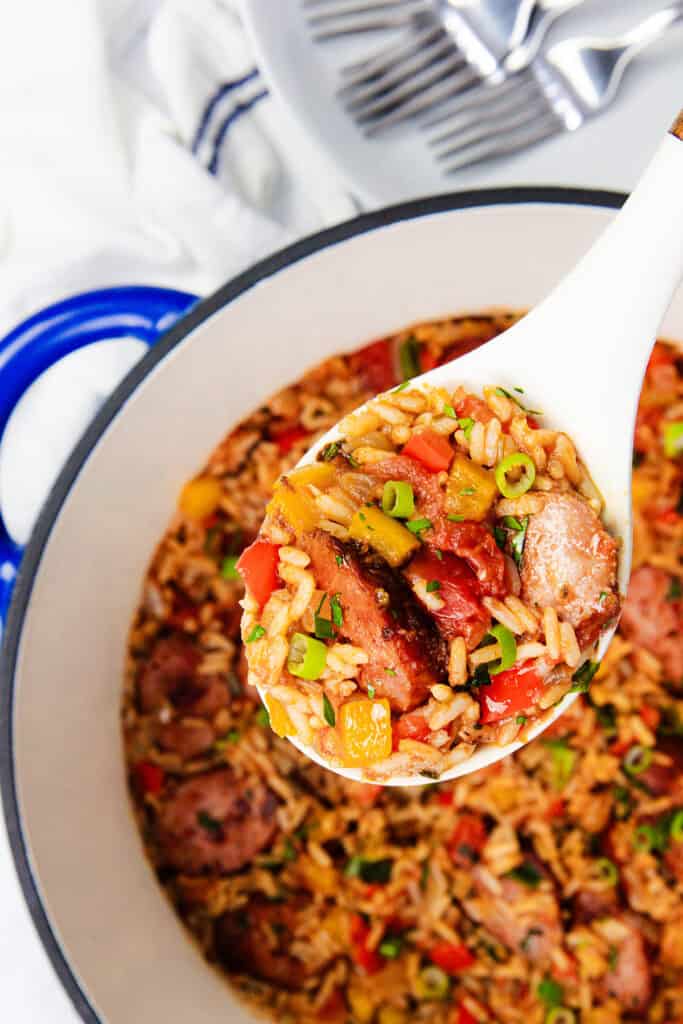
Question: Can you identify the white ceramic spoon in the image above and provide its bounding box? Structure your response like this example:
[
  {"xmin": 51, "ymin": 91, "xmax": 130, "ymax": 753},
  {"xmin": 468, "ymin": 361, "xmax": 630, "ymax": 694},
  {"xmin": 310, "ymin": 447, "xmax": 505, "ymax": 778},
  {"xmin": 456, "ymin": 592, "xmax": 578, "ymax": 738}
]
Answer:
[{"xmin": 267, "ymin": 111, "xmax": 683, "ymax": 786}]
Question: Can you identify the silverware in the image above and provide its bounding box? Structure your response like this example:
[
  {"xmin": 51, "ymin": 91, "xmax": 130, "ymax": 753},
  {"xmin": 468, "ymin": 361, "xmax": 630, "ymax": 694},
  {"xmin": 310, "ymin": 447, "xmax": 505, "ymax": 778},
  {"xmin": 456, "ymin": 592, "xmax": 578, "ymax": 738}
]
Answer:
[
  {"xmin": 429, "ymin": 2, "xmax": 683, "ymax": 174},
  {"xmin": 303, "ymin": 0, "xmax": 430, "ymax": 41},
  {"xmin": 335, "ymin": 0, "xmax": 581, "ymax": 134}
]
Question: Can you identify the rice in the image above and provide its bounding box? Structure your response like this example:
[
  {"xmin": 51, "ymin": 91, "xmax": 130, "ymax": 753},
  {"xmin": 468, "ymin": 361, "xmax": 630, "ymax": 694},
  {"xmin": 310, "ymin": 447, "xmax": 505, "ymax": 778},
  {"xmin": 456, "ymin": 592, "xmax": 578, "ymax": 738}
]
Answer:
[{"xmin": 123, "ymin": 317, "xmax": 683, "ymax": 1023}]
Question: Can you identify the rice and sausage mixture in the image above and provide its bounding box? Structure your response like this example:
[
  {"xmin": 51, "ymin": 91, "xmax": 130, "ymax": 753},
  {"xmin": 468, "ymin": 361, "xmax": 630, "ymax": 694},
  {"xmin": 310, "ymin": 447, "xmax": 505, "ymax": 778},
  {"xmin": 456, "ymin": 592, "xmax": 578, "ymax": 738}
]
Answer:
[
  {"xmin": 240, "ymin": 378, "xmax": 620, "ymax": 781},
  {"xmin": 123, "ymin": 317, "xmax": 683, "ymax": 1024}
]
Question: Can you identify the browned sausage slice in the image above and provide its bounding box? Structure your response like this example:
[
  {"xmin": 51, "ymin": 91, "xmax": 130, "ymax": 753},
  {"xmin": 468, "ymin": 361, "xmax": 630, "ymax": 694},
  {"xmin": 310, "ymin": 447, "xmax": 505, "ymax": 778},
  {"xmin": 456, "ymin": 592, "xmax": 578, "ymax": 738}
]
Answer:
[
  {"xmin": 621, "ymin": 566, "xmax": 683, "ymax": 683},
  {"xmin": 156, "ymin": 720, "xmax": 215, "ymax": 760},
  {"xmin": 598, "ymin": 916, "xmax": 652, "ymax": 1014},
  {"xmin": 520, "ymin": 492, "xmax": 619, "ymax": 647},
  {"xmin": 298, "ymin": 530, "xmax": 447, "ymax": 711},
  {"xmin": 157, "ymin": 769, "xmax": 278, "ymax": 873},
  {"xmin": 214, "ymin": 897, "xmax": 308, "ymax": 988},
  {"xmin": 465, "ymin": 867, "xmax": 563, "ymax": 965},
  {"xmin": 138, "ymin": 634, "xmax": 229, "ymax": 716}
]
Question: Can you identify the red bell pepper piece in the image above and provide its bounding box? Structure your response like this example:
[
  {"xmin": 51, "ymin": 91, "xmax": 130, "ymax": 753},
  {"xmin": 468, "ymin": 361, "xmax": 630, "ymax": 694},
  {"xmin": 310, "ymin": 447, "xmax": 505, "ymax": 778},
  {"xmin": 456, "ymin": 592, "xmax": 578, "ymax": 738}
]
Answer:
[
  {"xmin": 402, "ymin": 429, "xmax": 454, "ymax": 473},
  {"xmin": 273, "ymin": 425, "xmax": 308, "ymax": 454},
  {"xmin": 349, "ymin": 914, "xmax": 383, "ymax": 974},
  {"xmin": 456, "ymin": 394, "xmax": 494, "ymax": 425},
  {"xmin": 405, "ymin": 549, "xmax": 489, "ymax": 649},
  {"xmin": 429, "ymin": 941, "xmax": 476, "ymax": 974},
  {"xmin": 545, "ymin": 797, "xmax": 566, "ymax": 821},
  {"xmin": 455, "ymin": 1005, "xmax": 478, "ymax": 1024},
  {"xmin": 350, "ymin": 338, "xmax": 397, "ymax": 393},
  {"xmin": 609, "ymin": 737, "xmax": 632, "ymax": 757},
  {"xmin": 393, "ymin": 708, "xmax": 431, "ymax": 748},
  {"xmin": 134, "ymin": 761, "xmax": 165, "ymax": 795},
  {"xmin": 478, "ymin": 661, "xmax": 544, "ymax": 724},
  {"xmin": 640, "ymin": 705, "xmax": 661, "ymax": 731},
  {"xmin": 236, "ymin": 539, "xmax": 280, "ymax": 607},
  {"xmin": 448, "ymin": 813, "xmax": 487, "ymax": 867}
]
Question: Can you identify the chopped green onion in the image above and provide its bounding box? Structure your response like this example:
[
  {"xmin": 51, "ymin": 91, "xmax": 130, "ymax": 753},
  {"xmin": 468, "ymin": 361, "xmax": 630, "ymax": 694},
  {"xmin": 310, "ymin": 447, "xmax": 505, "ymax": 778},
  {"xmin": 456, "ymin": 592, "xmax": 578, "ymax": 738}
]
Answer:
[
  {"xmin": 330, "ymin": 593, "xmax": 344, "ymax": 627},
  {"xmin": 367, "ymin": 684, "xmax": 376, "ymax": 699},
  {"xmin": 379, "ymin": 935, "xmax": 403, "ymax": 959},
  {"xmin": 544, "ymin": 739, "xmax": 576, "ymax": 790},
  {"xmin": 507, "ymin": 860, "xmax": 542, "ymax": 888},
  {"xmin": 434, "ymin": 549, "xmax": 444, "ymax": 560},
  {"xmin": 457, "ymin": 416, "xmax": 474, "ymax": 439},
  {"xmin": 460, "ymin": 487, "xmax": 476, "ymax": 495},
  {"xmin": 510, "ymin": 514, "xmax": 529, "ymax": 568},
  {"xmin": 385, "ymin": 667, "xmax": 396, "ymax": 675},
  {"xmin": 493, "ymin": 525, "xmax": 507, "ymax": 549},
  {"xmin": 407, "ymin": 517, "xmax": 433, "ymax": 535},
  {"xmin": 671, "ymin": 809, "xmax": 683, "ymax": 842},
  {"xmin": 592, "ymin": 857, "xmax": 619, "ymax": 886},
  {"xmin": 415, "ymin": 965, "xmax": 450, "ymax": 1001},
  {"xmin": 321, "ymin": 441, "xmax": 340, "ymax": 462},
  {"xmin": 314, "ymin": 615, "xmax": 335, "ymax": 640},
  {"xmin": 426, "ymin": 580, "xmax": 441, "ymax": 593},
  {"xmin": 393, "ymin": 381, "xmax": 410, "ymax": 393},
  {"xmin": 335, "ymin": 554, "xmax": 345, "ymax": 567},
  {"xmin": 663, "ymin": 421, "xmax": 683, "ymax": 458},
  {"xmin": 448, "ymin": 513, "xmax": 465, "ymax": 522},
  {"xmin": 570, "ymin": 660, "xmax": 600, "ymax": 693},
  {"xmin": 255, "ymin": 706, "xmax": 270, "ymax": 728},
  {"xmin": 322, "ymin": 693, "xmax": 336, "ymax": 726},
  {"xmin": 545, "ymin": 1009, "xmax": 575, "ymax": 1024},
  {"xmin": 514, "ymin": 387, "xmax": 525, "ymax": 394},
  {"xmin": 632, "ymin": 821, "xmax": 669, "ymax": 853},
  {"xmin": 667, "ymin": 577, "xmax": 682, "ymax": 600},
  {"xmin": 345, "ymin": 856, "xmax": 393, "ymax": 883},
  {"xmin": 495, "ymin": 452, "xmax": 536, "ymax": 499},
  {"xmin": 221, "ymin": 555, "xmax": 240, "ymax": 580},
  {"xmin": 623, "ymin": 745, "xmax": 653, "ymax": 777},
  {"xmin": 516, "ymin": 715, "xmax": 527, "ymax": 726},
  {"xmin": 382, "ymin": 480, "xmax": 415, "ymax": 519},
  {"xmin": 502, "ymin": 515, "xmax": 523, "ymax": 531},
  {"xmin": 399, "ymin": 337, "xmax": 421, "ymax": 381},
  {"xmin": 288, "ymin": 633, "xmax": 327, "ymax": 681},
  {"xmin": 487, "ymin": 623, "xmax": 517, "ymax": 675},
  {"xmin": 537, "ymin": 977, "xmax": 564, "ymax": 1008},
  {"xmin": 443, "ymin": 403, "xmax": 457, "ymax": 418},
  {"xmin": 247, "ymin": 624, "xmax": 266, "ymax": 643}
]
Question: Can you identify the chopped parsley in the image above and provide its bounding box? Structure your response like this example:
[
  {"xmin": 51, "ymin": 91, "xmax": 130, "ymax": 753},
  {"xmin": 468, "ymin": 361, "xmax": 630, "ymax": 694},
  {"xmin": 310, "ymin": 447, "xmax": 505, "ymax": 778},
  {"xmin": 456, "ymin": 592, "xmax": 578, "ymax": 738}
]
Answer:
[
  {"xmin": 323, "ymin": 693, "xmax": 336, "ymax": 727},
  {"xmin": 508, "ymin": 861, "xmax": 542, "ymax": 888},
  {"xmin": 321, "ymin": 441, "xmax": 341, "ymax": 462},
  {"xmin": 367, "ymin": 685, "xmax": 376, "ymax": 699},
  {"xmin": 426, "ymin": 580, "xmax": 441, "ymax": 593},
  {"xmin": 448, "ymin": 513, "xmax": 465, "ymax": 523},
  {"xmin": 407, "ymin": 517, "xmax": 433, "ymax": 535},
  {"xmin": 502, "ymin": 515, "xmax": 523, "ymax": 531},
  {"xmin": 221, "ymin": 554, "xmax": 240, "ymax": 580},
  {"xmin": 247, "ymin": 624, "xmax": 266, "ymax": 643},
  {"xmin": 457, "ymin": 416, "xmax": 474, "ymax": 439},
  {"xmin": 197, "ymin": 810, "xmax": 223, "ymax": 836},
  {"xmin": 255, "ymin": 706, "xmax": 270, "ymax": 728},
  {"xmin": 345, "ymin": 857, "xmax": 393, "ymax": 884},
  {"xmin": 537, "ymin": 977, "xmax": 564, "ymax": 1008},
  {"xmin": 667, "ymin": 576, "xmax": 682, "ymax": 600},
  {"xmin": 335, "ymin": 554, "xmax": 345, "ymax": 567},
  {"xmin": 314, "ymin": 615, "xmax": 335, "ymax": 640},
  {"xmin": 509, "ymin": 515, "xmax": 529, "ymax": 568},
  {"xmin": 570, "ymin": 660, "xmax": 600, "ymax": 693},
  {"xmin": 330, "ymin": 593, "xmax": 344, "ymax": 627},
  {"xmin": 493, "ymin": 525, "xmax": 507, "ymax": 550},
  {"xmin": 459, "ymin": 487, "xmax": 476, "ymax": 495},
  {"xmin": 443, "ymin": 403, "xmax": 457, "ymax": 418}
]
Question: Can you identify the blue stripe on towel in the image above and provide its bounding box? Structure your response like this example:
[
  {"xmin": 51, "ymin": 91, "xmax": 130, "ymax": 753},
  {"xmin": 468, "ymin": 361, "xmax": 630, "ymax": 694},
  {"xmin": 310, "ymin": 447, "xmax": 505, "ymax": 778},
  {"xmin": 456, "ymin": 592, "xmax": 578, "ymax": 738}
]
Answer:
[
  {"xmin": 207, "ymin": 89, "xmax": 268, "ymax": 175},
  {"xmin": 192, "ymin": 67, "xmax": 260, "ymax": 153}
]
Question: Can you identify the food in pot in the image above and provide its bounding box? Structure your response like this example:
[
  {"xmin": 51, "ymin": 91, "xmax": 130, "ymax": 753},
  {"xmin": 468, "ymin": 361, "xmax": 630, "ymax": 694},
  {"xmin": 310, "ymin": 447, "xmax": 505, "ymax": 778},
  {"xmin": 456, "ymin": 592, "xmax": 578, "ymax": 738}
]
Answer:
[
  {"xmin": 240, "ymin": 380, "xmax": 620, "ymax": 780},
  {"xmin": 123, "ymin": 320, "xmax": 683, "ymax": 1023}
]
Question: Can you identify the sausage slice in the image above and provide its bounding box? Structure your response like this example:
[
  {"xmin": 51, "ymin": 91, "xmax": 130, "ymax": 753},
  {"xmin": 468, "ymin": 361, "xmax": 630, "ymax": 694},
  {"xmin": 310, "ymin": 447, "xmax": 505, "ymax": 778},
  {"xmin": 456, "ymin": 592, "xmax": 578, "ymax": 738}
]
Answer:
[
  {"xmin": 298, "ymin": 530, "xmax": 447, "ymax": 711},
  {"xmin": 214, "ymin": 897, "xmax": 308, "ymax": 988},
  {"xmin": 520, "ymin": 492, "xmax": 619, "ymax": 647},
  {"xmin": 621, "ymin": 566, "xmax": 683, "ymax": 684},
  {"xmin": 138, "ymin": 634, "xmax": 229, "ymax": 716},
  {"xmin": 156, "ymin": 769, "xmax": 278, "ymax": 873}
]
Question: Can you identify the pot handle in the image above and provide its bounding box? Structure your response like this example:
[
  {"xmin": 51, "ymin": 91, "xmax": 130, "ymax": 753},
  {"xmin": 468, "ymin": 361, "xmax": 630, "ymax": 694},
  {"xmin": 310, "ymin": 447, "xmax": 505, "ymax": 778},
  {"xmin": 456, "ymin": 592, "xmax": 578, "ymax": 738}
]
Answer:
[{"xmin": 0, "ymin": 286, "xmax": 198, "ymax": 630}]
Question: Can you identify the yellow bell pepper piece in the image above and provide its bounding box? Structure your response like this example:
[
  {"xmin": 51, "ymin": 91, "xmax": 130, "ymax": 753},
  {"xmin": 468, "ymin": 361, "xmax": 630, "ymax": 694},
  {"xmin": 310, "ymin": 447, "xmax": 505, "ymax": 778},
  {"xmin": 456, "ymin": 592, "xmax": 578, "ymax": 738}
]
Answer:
[
  {"xmin": 179, "ymin": 476, "xmax": 222, "ymax": 519},
  {"xmin": 268, "ymin": 479, "xmax": 319, "ymax": 533},
  {"xmin": 340, "ymin": 698, "xmax": 392, "ymax": 767},
  {"xmin": 445, "ymin": 453, "xmax": 498, "ymax": 521},
  {"xmin": 347, "ymin": 987, "xmax": 376, "ymax": 1024},
  {"xmin": 265, "ymin": 694, "xmax": 296, "ymax": 738},
  {"xmin": 631, "ymin": 473, "xmax": 657, "ymax": 507},
  {"xmin": 378, "ymin": 1009, "xmax": 407, "ymax": 1024},
  {"xmin": 348, "ymin": 506, "xmax": 419, "ymax": 567},
  {"xmin": 297, "ymin": 855, "xmax": 338, "ymax": 895},
  {"xmin": 288, "ymin": 462, "xmax": 336, "ymax": 489}
]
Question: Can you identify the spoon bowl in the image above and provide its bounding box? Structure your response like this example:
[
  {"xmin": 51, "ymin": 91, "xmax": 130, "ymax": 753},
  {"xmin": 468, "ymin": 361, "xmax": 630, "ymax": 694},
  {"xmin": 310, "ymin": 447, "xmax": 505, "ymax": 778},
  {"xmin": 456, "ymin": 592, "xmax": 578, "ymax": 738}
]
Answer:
[{"xmin": 256, "ymin": 111, "xmax": 683, "ymax": 785}]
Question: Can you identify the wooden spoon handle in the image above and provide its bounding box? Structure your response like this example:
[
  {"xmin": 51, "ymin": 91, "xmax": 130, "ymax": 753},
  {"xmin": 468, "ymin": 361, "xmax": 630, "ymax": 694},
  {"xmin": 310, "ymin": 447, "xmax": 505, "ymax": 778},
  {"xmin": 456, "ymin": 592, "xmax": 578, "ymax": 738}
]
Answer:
[{"xmin": 671, "ymin": 110, "xmax": 683, "ymax": 141}]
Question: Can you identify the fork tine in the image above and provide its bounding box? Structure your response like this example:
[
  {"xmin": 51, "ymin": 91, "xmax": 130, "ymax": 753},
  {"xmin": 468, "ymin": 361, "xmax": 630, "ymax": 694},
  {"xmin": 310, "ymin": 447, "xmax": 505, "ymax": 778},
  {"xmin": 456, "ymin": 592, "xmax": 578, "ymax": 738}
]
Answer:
[
  {"xmin": 363, "ymin": 64, "xmax": 481, "ymax": 134},
  {"xmin": 350, "ymin": 47, "xmax": 469, "ymax": 124},
  {"xmin": 433, "ymin": 94, "xmax": 550, "ymax": 158},
  {"xmin": 341, "ymin": 17, "xmax": 441, "ymax": 83},
  {"xmin": 438, "ymin": 112, "xmax": 561, "ymax": 174},
  {"xmin": 427, "ymin": 76, "xmax": 541, "ymax": 141},
  {"xmin": 422, "ymin": 73, "xmax": 534, "ymax": 131},
  {"xmin": 342, "ymin": 35, "xmax": 460, "ymax": 110},
  {"xmin": 306, "ymin": 0, "xmax": 425, "ymax": 40}
]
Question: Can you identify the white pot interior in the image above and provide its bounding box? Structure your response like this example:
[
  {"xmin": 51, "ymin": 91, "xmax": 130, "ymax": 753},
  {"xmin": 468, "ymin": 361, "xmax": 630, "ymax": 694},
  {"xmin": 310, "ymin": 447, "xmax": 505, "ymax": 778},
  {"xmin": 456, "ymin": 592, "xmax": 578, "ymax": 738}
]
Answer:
[{"xmin": 9, "ymin": 198, "xmax": 683, "ymax": 1022}]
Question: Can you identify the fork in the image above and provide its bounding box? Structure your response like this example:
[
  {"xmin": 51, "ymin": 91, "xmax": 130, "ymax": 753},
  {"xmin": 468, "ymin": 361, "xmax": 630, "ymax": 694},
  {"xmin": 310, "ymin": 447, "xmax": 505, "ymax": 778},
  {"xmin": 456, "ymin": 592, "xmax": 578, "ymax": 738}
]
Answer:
[
  {"xmin": 335, "ymin": 0, "xmax": 582, "ymax": 134},
  {"xmin": 303, "ymin": 0, "xmax": 430, "ymax": 41},
  {"xmin": 429, "ymin": 2, "xmax": 683, "ymax": 174}
]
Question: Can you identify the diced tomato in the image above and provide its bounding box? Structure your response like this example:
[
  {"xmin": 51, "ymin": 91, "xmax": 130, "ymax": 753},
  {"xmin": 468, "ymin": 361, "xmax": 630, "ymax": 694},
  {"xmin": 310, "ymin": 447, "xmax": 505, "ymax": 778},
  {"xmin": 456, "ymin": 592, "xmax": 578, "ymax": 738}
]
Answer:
[
  {"xmin": 349, "ymin": 914, "xmax": 383, "ymax": 974},
  {"xmin": 350, "ymin": 338, "xmax": 396, "ymax": 393},
  {"xmin": 402, "ymin": 429, "xmax": 454, "ymax": 472},
  {"xmin": 526, "ymin": 416, "xmax": 540, "ymax": 431},
  {"xmin": 317, "ymin": 988, "xmax": 346, "ymax": 1021},
  {"xmin": 545, "ymin": 797, "xmax": 566, "ymax": 821},
  {"xmin": 273, "ymin": 425, "xmax": 309, "ymax": 453},
  {"xmin": 236, "ymin": 540, "xmax": 281, "ymax": 607},
  {"xmin": 609, "ymin": 737, "xmax": 632, "ymax": 757},
  {"xmin": 134, "ymin": 761, "xmax": 165, "ymax": 795},
  {"xmin": 448, "ymin": 813, "xmax": 487, "ymax": 867},
  {"xmin": 456, "ymin": 395, "xmax": 494, "ymax": 425},
  {"xmin": 405, "ymin": 549, "xmax": 490, "ymax": 649},
  {"xmin": 393, "ymin": 708, "xmax": 431, "ymax": 748},
  {"xmin": 640, "ymin": 705, "xmax": 661, "ymax": 731},
  {"xmin": 429, "ymin": 941, "xmax": 476, "ymax": 974},
  {"xmin": 478, "ymin": 661, "xmax": 544, "ymax": 724},
  {"xmin": 455, "ymin": 1006, "xmax": 477, "ymax": 1024},
  {"xmin": 438, "ymin": 521, "xmax": 506, "ymax": 598},
  {"xmin": 419, "ymin": 348, "xmax": 439, "ymax": 372},
  {"xmin": 437, "ymin": 788, "xmax": 454, "ymax": 806}
]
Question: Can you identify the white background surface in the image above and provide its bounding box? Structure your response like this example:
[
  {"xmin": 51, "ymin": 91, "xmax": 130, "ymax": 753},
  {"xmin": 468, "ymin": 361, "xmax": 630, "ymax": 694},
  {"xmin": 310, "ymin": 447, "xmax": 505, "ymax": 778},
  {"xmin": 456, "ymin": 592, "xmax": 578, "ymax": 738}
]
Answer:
[{"xmin": 1, "ymin": 1, "xmax": 682, "ymax": 1022}]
